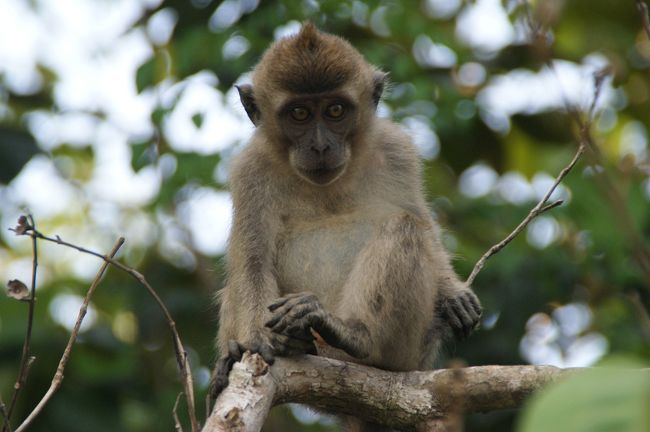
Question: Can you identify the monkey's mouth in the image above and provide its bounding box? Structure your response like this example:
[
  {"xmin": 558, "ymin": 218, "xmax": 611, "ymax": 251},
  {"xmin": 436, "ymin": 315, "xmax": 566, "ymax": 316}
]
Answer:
[{"xmin": 299, "ymin": 164, "xmax": 345, "ymax": 185}]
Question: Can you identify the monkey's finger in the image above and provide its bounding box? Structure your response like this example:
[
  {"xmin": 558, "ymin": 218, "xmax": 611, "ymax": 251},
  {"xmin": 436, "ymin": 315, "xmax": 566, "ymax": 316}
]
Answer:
[
  {"xmin": 247, "ymin": 340, "xmax": 262, "ymax": 354},
  {"xmin": 445, "ymin": 304, "xmax": 465, "ymax": 339},
  {"xmin": 210, "ymin": 375, "xmax": 228, "ymax": 400},
  {"xmin": 258, "ymin": 343, "xmax": 275, "ymax": 365},
  {"xmin": 289, "ymin": 328, "xmax": 320, "ymax": 355},
  {"xmin": 211, "ymin": 354, "xmax": 238, "ymax": 398},
  {"xmin": 467, "ymin": 292, "xmax": 482, "ymax": 318},
  {"xmin": 462, "ymin": 292, "xmax": 481, "ymax": 320},
  {"xmin": 284, "ymin": 312, "xmax": 326, "ymax": 340},
  {"xmin": 268, "ymin": 303, "xmax": 316, "ymax": 333},
  {"xmin": 266, "ymin": 301, "xmax": 315, "ymax": 329},
  {"xmin": 267, "ymin": 297, "xmax": 291, "ymax": 312},
  {"xmin": 265, "ymin": 312, "xmax": 284, "ymax": 329},
  {"xmin": 267, "ymin": 292, "xmax": 311, "ymax": 311},
  {"xmin": 272, "ymin": 333, "xmax": 316, "ymax": 356},
  {"xmin": 285, "ymin": 322, "xmax": 316, "ymax": 342},
  {"xmin": 456, "ymin": 297, "xmax": 475, "ymax": 323},
  {"xmin": 452, "ymin": 298, "xmax": 476, "ymax": 338}
]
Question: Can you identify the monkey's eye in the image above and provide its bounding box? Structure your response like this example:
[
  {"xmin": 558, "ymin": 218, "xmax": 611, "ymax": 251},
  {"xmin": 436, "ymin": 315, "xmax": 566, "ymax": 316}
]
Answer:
[
  {"xmin": 325, "ymin": 103, "xmax": 345, "ymax": 119},
  {"xmin": 290, "ymin": 107, "xmax": 310, "ymax": 122}
]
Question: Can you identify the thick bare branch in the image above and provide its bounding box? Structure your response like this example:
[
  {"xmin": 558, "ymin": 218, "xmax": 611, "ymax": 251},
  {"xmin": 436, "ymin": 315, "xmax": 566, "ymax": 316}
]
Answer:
[{"xmin": 203, "ymin": 354, "xmax": 600, "ymax": 432}]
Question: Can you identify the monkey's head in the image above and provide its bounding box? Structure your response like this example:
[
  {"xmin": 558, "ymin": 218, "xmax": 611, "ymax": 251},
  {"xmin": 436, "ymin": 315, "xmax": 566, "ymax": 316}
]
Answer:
[{"xmin": 237, "ymin": 22, "xmax": 385, "ymax": 186}]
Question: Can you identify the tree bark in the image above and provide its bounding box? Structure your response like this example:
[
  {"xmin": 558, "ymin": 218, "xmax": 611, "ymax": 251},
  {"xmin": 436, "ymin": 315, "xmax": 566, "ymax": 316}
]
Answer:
[
  {"xmin": 203, "ymin": 353, "xmax": 580, "ymax": 432},
  {"xmin": 203, "ymin": 353, "xmax": 277, "ymax": 432}
]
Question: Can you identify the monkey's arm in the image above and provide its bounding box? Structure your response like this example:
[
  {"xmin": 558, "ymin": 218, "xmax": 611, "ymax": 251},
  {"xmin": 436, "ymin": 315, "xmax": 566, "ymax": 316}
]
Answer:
[
  {"xmin": 212, "ymin": 151, "xmax": 314, "ymax": 397},
  {"xmin": 431, "ymin": 234, "xmax": 482, "ymax": 339},
  {"xmin": 377, "ymin": 121, "xmax": 482, "ymax": 340}
]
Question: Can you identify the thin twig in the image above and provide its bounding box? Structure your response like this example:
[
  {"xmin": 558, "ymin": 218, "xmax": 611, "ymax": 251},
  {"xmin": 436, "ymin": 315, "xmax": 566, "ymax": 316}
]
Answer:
[
  {"xmin": 466, "ymin": 181, "xmax": 572, "ymax": 285},
  {"xmin": 14, "ymin": 238, "xmax": 124, "ymax": 432},
  {"xmin": 546, "ymin": 59, "xmax": 650, "ymax": 290},
  {"xmin": 3, "ymin": 215, "xmax": 38, "ymax": 432},
  {"xmin": 525, "ymin": 0, "xmax": 650, "ymax": 291},
  {"xmin": 637, "ymin": 0, "xmax": 650, "ymax": 41},
  {"xmin": 0, "ymin": 395, "xmax": 8, "ymax": 432},
  {"xmin": 466, "ymin": 6, "xmax": 634, "ymax": 287},
  {"xmin": 173, "ymin": 393, "xmax": 185, "ymax": 432},
  {"xmin": 9, "ymin": 228, "xmax": 199, "ymax": 432}
]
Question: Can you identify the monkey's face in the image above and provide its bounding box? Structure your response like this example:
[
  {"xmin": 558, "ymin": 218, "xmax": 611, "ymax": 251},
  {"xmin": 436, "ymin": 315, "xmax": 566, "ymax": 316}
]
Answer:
[
  {"xmin": 236, "ymin": 22, "xmax": 386, "ymax": 186},
  {"xmin": 279, "ymin": 93, "xmax": 356, "ymax": 186}
]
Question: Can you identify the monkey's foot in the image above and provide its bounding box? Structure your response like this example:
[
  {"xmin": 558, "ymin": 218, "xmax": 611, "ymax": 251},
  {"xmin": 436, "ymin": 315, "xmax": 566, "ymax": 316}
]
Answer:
[
  {"xmin": 210, "ymin": 331, "xmax": 316, "ymax": 401},
  {"xmin": 210, "ymin": 339, "xmax": 274, "ymax": 400},
  {"xmin": 439, "ymin": 290, "xmax": 482, "ymax": 340}
]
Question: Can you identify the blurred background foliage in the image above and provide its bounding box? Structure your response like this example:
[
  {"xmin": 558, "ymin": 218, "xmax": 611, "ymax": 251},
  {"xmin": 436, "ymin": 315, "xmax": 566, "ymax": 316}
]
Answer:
[{"xmin": 0, "ymin": 0, "xmax": 649, "ymax": 431}]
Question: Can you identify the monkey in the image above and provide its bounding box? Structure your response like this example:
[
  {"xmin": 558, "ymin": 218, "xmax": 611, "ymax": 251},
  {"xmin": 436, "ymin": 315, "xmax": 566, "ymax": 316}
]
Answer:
[{"xmin": 212, "ymin": 23, "xmax": 481, "ymax": 432}]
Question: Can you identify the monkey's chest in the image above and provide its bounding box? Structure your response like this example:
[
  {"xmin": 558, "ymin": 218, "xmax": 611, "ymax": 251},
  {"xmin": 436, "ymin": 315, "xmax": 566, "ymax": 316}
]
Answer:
[{"xmin": 275, "ymin": 217, "xmax": 375, "ymax": 304}]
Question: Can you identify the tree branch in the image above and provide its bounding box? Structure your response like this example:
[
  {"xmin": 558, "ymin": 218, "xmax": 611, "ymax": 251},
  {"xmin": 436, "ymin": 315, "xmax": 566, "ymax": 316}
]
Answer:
[
  {"xmin": 465, "ymin": 174, "xmax": 573, "ymax": 286},
  {"xmin": 14, "ymin": 238, "xmax": 124, "ymax": 432},
  {"xmin": 9, "ymin": 221, "xmax": 199, "ymax": 432},
  {"xmin": 3, "ymin": 215, "xmax": 39, "ymax": 432},
  {"xmin": 203, "ymin": 354, "xmax": 610, "ymax": 432},
  {"xmin": 637, "ymin": 0, "xmax": 650, "ymax": 41},
  {"xmin": 203, "ymin": 353, "xmax": 276, "ymax": 432}
]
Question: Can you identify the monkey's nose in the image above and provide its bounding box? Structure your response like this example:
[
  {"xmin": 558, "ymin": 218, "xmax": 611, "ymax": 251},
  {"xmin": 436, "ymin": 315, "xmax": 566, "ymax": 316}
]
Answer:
[{"xmin": 310, "ymin": 143, "xmax": 331, "ymax": 156}]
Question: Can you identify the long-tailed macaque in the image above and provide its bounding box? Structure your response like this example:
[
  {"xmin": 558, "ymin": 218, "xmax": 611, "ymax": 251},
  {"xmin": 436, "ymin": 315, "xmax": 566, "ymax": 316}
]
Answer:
[{"xmin": 213, "ymin": 23, "xmax": 481, "ymax": 432}]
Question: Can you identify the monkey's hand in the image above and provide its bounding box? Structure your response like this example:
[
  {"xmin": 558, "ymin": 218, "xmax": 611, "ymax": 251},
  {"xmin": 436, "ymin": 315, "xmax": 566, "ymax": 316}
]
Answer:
[
  {"xmin": 438, "ymin": 290, "xmax": 482, "ymax": 340},
  {"xmin": 266, "ymin": 292, "xmax": 371, "ymax": 359},
  {"xmin": 210, "ymin": 330, "xmax": 316, "ymax": 401}
]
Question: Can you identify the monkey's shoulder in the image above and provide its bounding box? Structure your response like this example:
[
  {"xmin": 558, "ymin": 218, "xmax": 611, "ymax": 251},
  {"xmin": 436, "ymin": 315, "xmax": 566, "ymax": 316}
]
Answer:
[
  {"xmin": 227, "ymin": 142, "xmax": 277, "ymax": 200},
  {"xmin": 370, "ymin": 119, "xmax": 421, "ymax": 177},
  {"xmin": 229, "ymin": 141, "xmax": 269, "ymax": 179},
  {"xmin": 373, "ymin": 118, "xmax": 420, "ymax": 154}
]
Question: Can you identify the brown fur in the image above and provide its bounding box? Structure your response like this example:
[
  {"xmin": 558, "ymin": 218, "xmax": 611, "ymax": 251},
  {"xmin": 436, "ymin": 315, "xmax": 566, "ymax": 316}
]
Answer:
[
  {"xmin": 254, "ymin": 22, "xmax": 371, "ymax": 96},
  {"xmin": 217, "ymin": 24, "xmax": 479, "ymax": 432}
]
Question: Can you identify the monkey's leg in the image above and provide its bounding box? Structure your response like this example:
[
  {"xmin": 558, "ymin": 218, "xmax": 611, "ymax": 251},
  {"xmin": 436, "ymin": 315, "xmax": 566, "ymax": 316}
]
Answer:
[{"xmin": 267, "ymin": 213, "xmax": 434, "ymax": 367}]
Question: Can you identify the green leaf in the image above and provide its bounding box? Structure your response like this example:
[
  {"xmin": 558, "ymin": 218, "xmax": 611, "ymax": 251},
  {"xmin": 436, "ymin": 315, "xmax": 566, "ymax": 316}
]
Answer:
[
  {"xmin": 136, "ymin": 56, "xmax": 156, "ymax": 93},
  {"xmin": 191, "ymin": 112, "xmax": 204, "ymax": 128},
  {"xmin": 131, "ymin": 141, "xmax": 158, "ymax": 172},
  {"xmin": 519, "ymin": 357, "xmax": 650, "ymax": 432},
  {"xmin": 0, "ymin": 127, "xmax": 40, "ymax": 183}
]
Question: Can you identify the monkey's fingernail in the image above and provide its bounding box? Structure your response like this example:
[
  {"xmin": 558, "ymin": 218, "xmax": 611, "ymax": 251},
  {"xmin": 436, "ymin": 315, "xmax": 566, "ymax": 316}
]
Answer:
[{"xmin": 268, "ymin": 297, "xmax": 290, "ymax": 311}]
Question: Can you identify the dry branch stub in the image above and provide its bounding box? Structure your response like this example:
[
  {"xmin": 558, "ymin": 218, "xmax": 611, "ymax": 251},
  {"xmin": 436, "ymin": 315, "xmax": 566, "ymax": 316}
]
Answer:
[{"xmin": 202, "ymin": 353, "xmax": 276, "ymax": 432}]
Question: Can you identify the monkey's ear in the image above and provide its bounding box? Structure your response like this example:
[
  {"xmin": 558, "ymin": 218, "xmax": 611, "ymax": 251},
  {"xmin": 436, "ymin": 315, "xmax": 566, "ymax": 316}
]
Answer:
[
  {"xmin": 236, "ymin": 84, "xmax": 261, "ymax": 126},
  {"xmin": 372, "ymin": 71, "xmax": 387, "ymax": 107}
]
